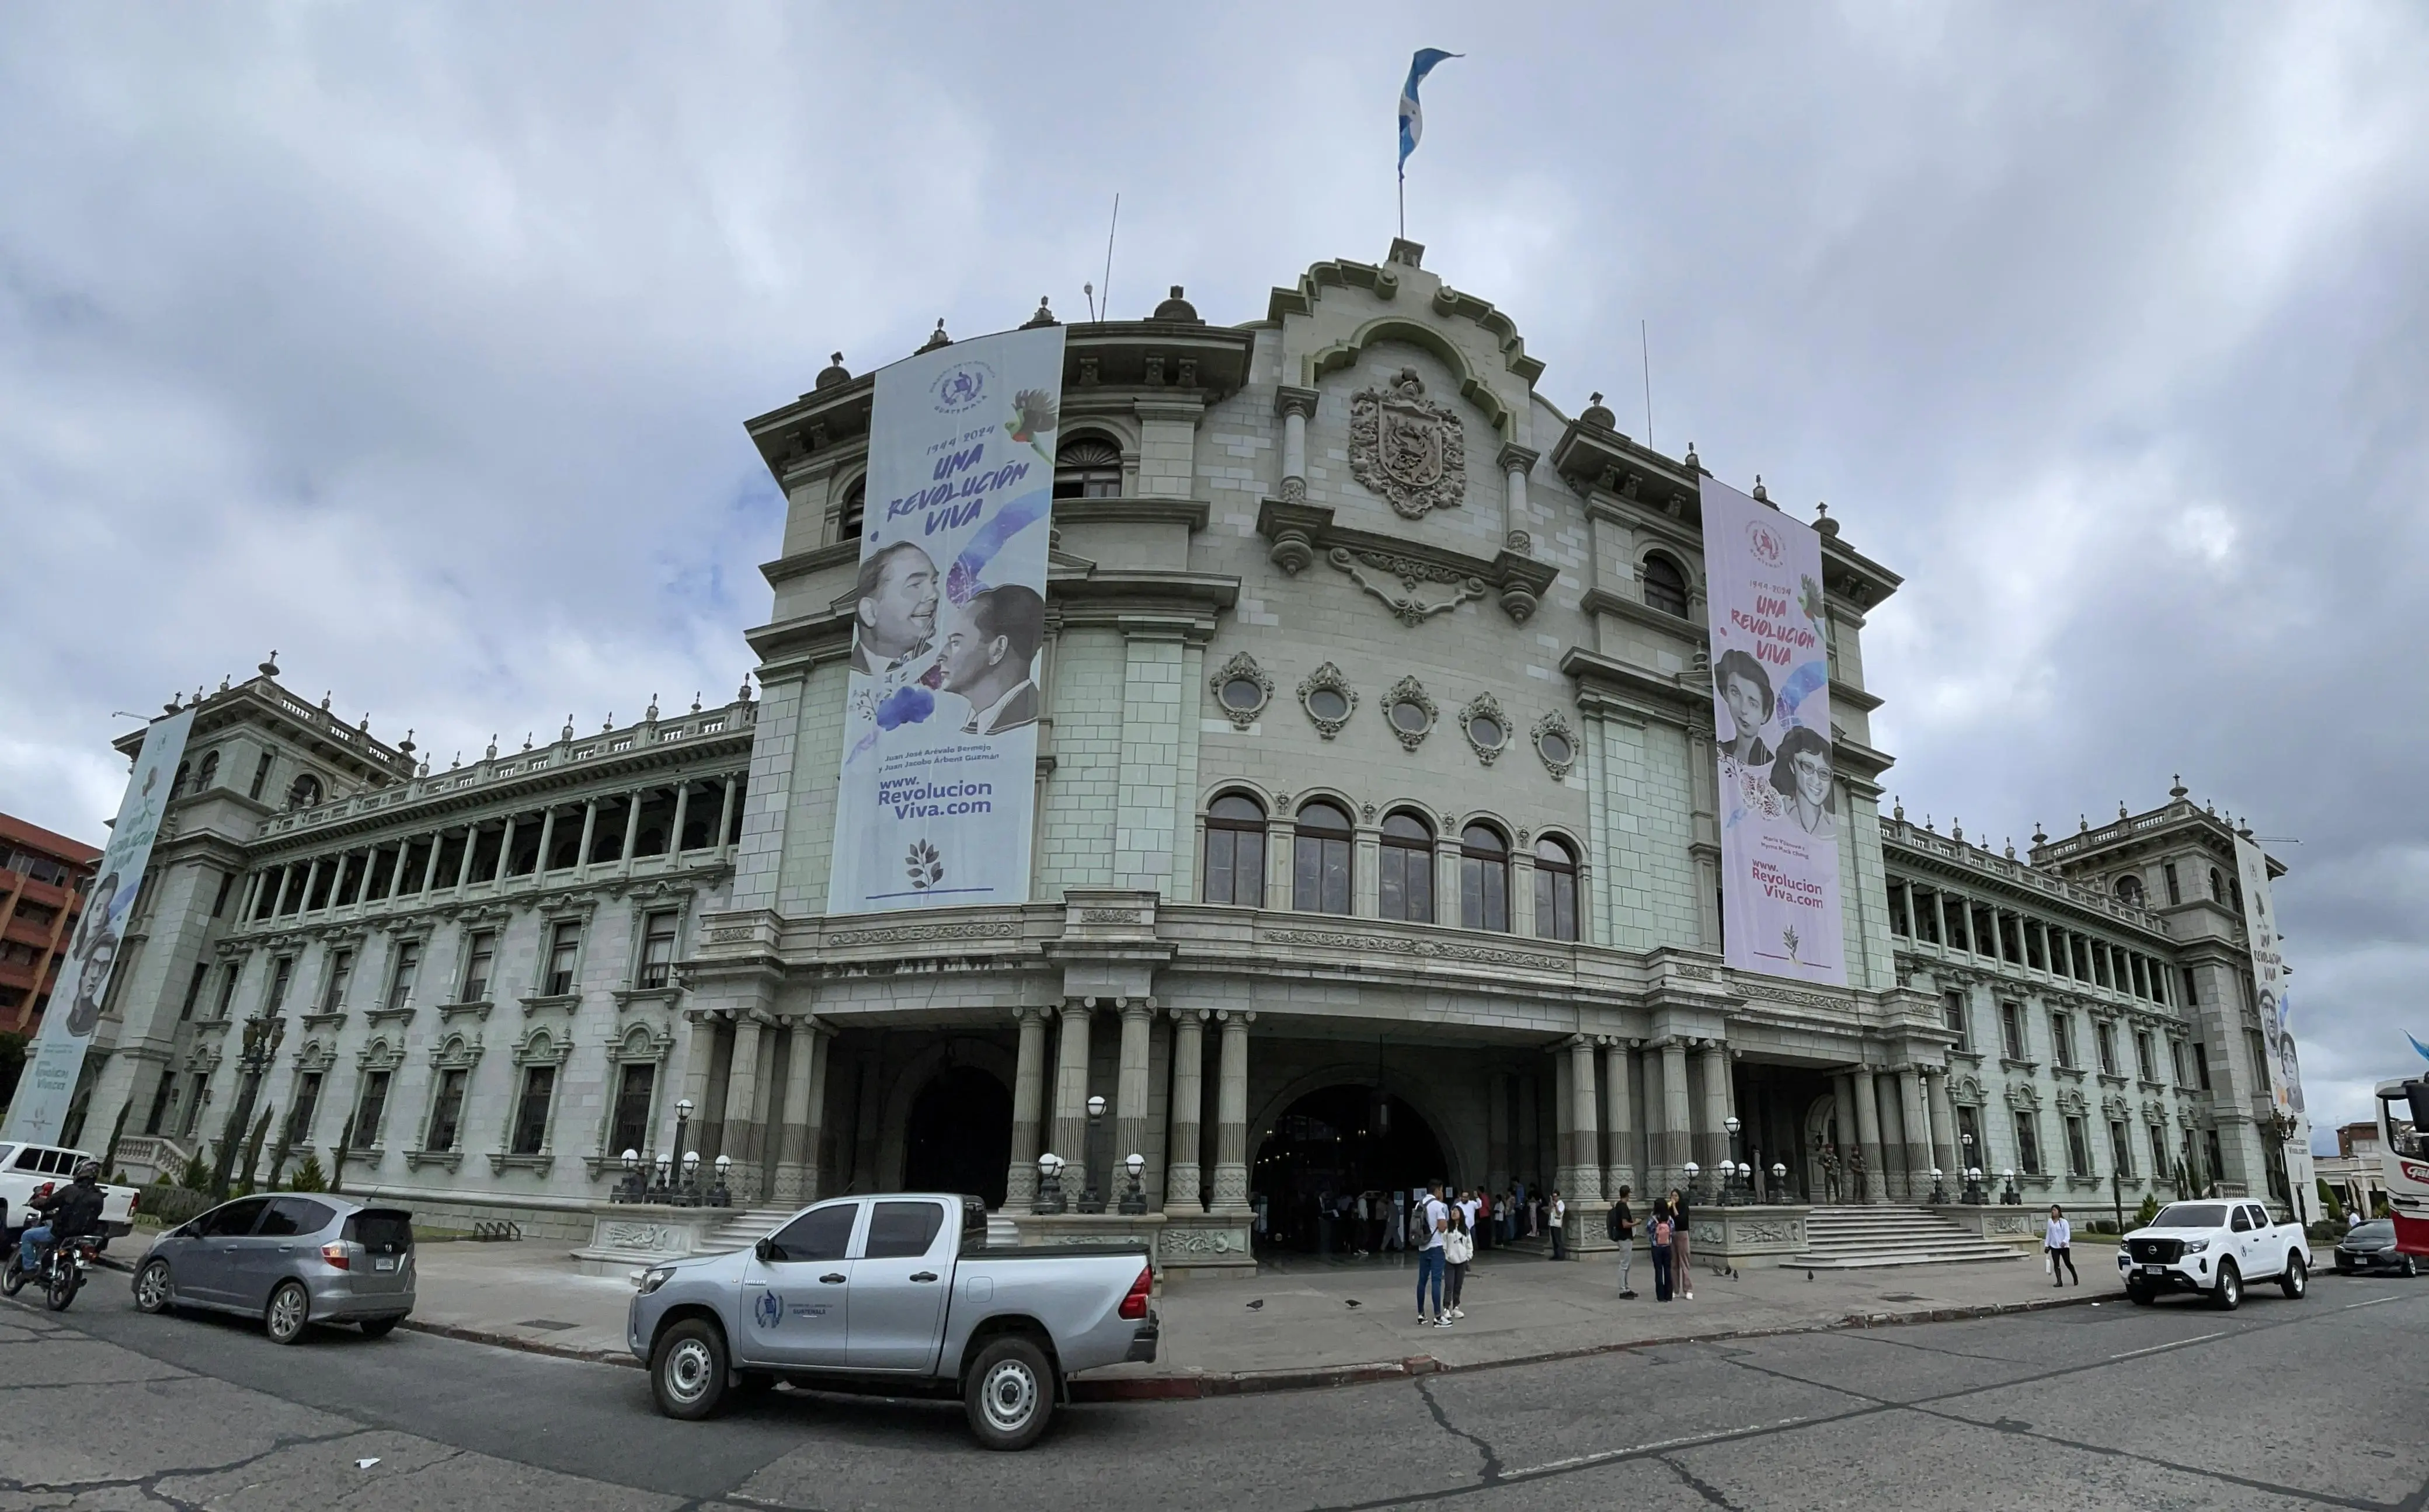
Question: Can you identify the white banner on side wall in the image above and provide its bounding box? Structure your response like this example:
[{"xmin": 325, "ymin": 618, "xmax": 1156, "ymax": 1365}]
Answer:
[
  {"xmin": 1, "ymin": 707, "xmax": 193, "ymax": 1145},
  {"xmin": 1701, "ymin": 478, "xmax": 1847, "ymax": 986},
  {"xmin": 2234, "ymin": 834, "xmax": 2313, "ymax": 1219},
  {"xmin": 826, "ymin": 325, "xmax": 1064, "ymax": 915}
]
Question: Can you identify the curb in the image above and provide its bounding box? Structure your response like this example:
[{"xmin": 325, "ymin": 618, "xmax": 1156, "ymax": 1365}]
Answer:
[{"xmin": 396, "ymin": 1289, "xmax": 2106, "ymax": 1398}]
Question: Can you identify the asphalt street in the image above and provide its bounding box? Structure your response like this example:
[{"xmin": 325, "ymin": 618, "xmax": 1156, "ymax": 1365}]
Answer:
[{"xmin": 3, "ymin": 1269, "xmax": 2422, "ymax": 1511}]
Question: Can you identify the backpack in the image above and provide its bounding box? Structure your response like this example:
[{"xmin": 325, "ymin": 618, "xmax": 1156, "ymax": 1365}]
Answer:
[
  {"xmin": 1606, "ymin": 1201, "xmax": 1630, "ymax": 1242},
  {"xmin": 1652, "ymin": 1216, "xmax": 1672, "ymax": 1246}
]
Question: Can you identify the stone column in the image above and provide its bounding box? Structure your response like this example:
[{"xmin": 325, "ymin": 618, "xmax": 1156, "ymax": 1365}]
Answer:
[
  {"xmin": 1697, "ymin": 1043, "xmax": 1732, "ymax": 1185},
  {"xmin": 1602, "ymin": 1041, "xmax": 1635, "ymax": 1200},
  {"xmin": 417, "ymin": 834, "xmax": 444, "ymax": 893},
  {"xmin": 1564, "ymin": 1037, "xmax": 1602, "ymax": 1206},
  {"xmin": 669, "ymin": 783, "xmax": 691, "ymax": 855},
  {"xmin": 1005, "ymin": 1006, "xmax": 1048, "ymax": 1209},
  {"xmin": 575, "ymin": 800, "xmax": 599, "ymax": 869},
  {"xmin": 676, "ymin": 1012, "xmax": 721, "ymax": 1158},
  {"xmin": 1657, "ymin": 1039, "xmax": 1692, "ymax": 1194},
  {"xmin": 494, "ymin": 817, "xmax": 516, "ymax": 883},
  {"xmin": 453, "ymin": 826, "xmax": 478, "ymax": 889},
  {"xmin": 1498, "ymin": 443, "xmax": 1539, "ymax": 554},
  {"xmin": 619, "ymin": 792, "xmax": 644, "ymax": 866},
  {"xmin": 1050, "ymin": 999, "xmax": 1092, "ymax": 1197},
  {"xmin": 1275, "ymin": 386, "xmax": 1316, "ymax": 497},
  {"xmin": 1210, "ymin": 1009, "xmax": 1252, "ymax": 1213},
  {"xmin": 268, "ymin": 866, "xmax": 293, "ymax": 917},
  {"xmin": 849, "ymin": 1052, "xmax": 882, "ymax": 1192},
  {"xmin": 297, "ymin": 858, "xmax": 322, "ymax": 914},
  {"xmin": 770, "ymin": 1018, "xmax": 824, "ymax": 1205},
  {"xmin": 715, "ymin": 775, "xmax": 739, "ymax": 852},
  {"xmin": 1114, "ymin": 998, "xmax": 1154, "ymax": 1201},
  {"xmin": 1927, "ymin": 1069, "xmax": 1960, "ymax": 1181},
  {"xmin": 1897, "ymin": 1068, "xmax": 1932, "ymax": 1200},
  {"xmin": 1851, "ymin": 1067, "xmax": 1885, "ymax": 1203},
  {"xmin": 534, "ymin": 809, "xmax": 558, "ymax": 875},
  {"xmin": 1165, "ymin": 1009, "xmax": 1206, "ymax": 1211},
  {"xmin": 1486, "ymin": 1072, "xmax": 1511, "ymax": 1195},
  {"xmin": 721, "ymin": 1016, "xmax": 767, "ymax": 1175}
]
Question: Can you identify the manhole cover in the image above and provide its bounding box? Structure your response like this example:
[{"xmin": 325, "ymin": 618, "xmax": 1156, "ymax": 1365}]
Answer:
[{"xmin": 517, "ymin": 1319, "xmax": 580, "ymax": 1332}]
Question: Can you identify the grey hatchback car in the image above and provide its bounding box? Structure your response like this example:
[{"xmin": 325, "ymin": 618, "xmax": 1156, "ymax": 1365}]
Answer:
[{"xmin": 131, "ymin": 1193, "xmax": 414, "ymax": 1344}]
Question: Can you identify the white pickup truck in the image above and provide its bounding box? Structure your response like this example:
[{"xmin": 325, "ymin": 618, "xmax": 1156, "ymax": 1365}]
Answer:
[
  {"xmin": 0, "ymin": 1141, "xmax": 141, "ymax": 1246},
  {"xmin": 2117, "ymin": 1198, "xmax": 2310, "ymax": 1309}
]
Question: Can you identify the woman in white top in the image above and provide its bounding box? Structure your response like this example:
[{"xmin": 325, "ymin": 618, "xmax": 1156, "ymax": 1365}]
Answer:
[
  {"xmin": 2045, "ymin": 1205, "xmax": 2078, "ymax": 1286},
  {"xmin": 1440, "ymin": 1206, "xmax": 1475, "ymax": 1323}
]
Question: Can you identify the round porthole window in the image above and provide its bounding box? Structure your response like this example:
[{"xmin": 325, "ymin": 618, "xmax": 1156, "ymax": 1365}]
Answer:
[
  {"xmin": 1467, "ymin": 715, "xmax": 1504, "ymax": 750},
  {"xmin": 1220, "ymin": 677, "xmax": 1265, "ymax": 713},
  {"xmin": 1307, "ymin": 687, "xmax": 1351, "ymax": 722},
  {"xmin": 1537, "ymin": 729, "xmax": 1572, "ymax": 766},
  {"xmin": 1391, "ymin": 699, "xmax": 1432, "ymax": 734}
]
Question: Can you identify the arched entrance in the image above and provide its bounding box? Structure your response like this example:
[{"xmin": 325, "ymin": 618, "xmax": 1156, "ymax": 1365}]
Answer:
[
  {"xmin": 903, "ymin": 1065, "xmax": 1011, "ymax": 1208},
  {"xmin": 1251, "ymin": 1085, "xmax": 1449, "ymax": 1252}
]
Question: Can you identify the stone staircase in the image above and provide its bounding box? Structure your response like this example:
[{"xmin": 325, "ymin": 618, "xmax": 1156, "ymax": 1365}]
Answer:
[
  {"xmin": 1783, "ymin": 1206, "xmax": 2023, "ymax": 1270},
  {"xmin": 698, "ymin": 1207, "xmax": 794, "ymax": 1253}
]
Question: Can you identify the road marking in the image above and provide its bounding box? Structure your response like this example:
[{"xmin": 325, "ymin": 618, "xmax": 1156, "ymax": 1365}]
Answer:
[
  {"xmin": 2343, "ymin": 1295, "xmax": 2400, "ymax": 1310},
  {"xmin": 2109, "ymin": 1331, "xmax": 2226, "ymax": 1360},
  {"xmin": 1501, "ymin": 1416, "xmax": 1819, "ymax": 1478}
]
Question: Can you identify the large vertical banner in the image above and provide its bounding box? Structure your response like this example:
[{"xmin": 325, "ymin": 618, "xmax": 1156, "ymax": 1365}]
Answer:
[
  {"xmin": 2236, "ymin": 835, "xmax": 2312, "ymax": 1213},
  {"xmin": 2, "ymin": 708, "xmax": 193, "ymax": 1144},
  {"xmin": 827, "ymin": 325, "xmax": 1063, "ymax": 915},
  {"xmin": 1702, "ymin": 478, "xmax": 1846, "ymax": 986}
]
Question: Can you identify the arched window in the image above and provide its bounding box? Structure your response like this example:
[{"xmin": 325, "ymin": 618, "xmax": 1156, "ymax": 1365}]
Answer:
[
  {"xmin": 1292, "ymin": 801, "xmax": 1353, "ymax": 915},
  {"xmin": 2114, "ymin": 875, "xmax": 2144, "ymax": 907},
  {"xmin": 170, "ymin": 760, "xmax": 191, "ymax": 798},
  {"xmin": 1533, "ymin": 836, "xmax": 1579, "ymax": 942},
  {"xmin": 1642, "ymin": 553, "xmax": 1690, "ymax": 618},
  {"xmin": 838, "ymin": 476, "xmax": 866, "ymax": 543},
  {"xmin": 1459, "ymin": 824, "xmax": 1510, "ymax": 931},
  {"xmin": 195, "ymin": 751, "xmax": 219, "ymax": 792},
  {"xmin": 284, "ymin": 773, "xmax": 322, "ymax": 811},
  {"xmin": 2208, "ymin": 867, "xmax": 2224, "ymax": 903},
  {"xmin": 1203, "ymin": 793, "xmax": 1266, "ymax": 907},
  {"xmin": 1377, "ymin": 811, "xmax": 1434, "ymax": 923},
  {"xmin": 1053, "ymin": 436, "xmax": 1123, "ymax": 500}
]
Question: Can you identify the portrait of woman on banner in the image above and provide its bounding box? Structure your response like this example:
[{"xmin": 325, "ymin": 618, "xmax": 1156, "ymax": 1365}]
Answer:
[
  {"xmin": 1714, "ymin": 649, "xmax": 1776, "ymax": 771},
  {"xmin": 1770, "ymin": 726, "xmax": 1836, "ymax": 841}
]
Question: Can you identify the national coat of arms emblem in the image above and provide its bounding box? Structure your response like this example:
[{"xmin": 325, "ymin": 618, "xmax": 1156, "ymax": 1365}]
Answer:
[{"xmin": 1349, "ymin": 368, "xmax": 1467, "ymax": 520}]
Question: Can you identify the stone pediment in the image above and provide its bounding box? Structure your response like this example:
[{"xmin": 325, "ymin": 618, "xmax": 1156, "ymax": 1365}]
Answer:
[{"xmin": 1256, "ymin": 499, "xmax": 1555, "ymax": 625}]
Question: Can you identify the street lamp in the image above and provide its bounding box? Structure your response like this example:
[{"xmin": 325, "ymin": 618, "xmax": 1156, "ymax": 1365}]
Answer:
[
  {"xmin": 1999, "ymin": 1168, "xmax": 2019, "ymax": 1206},
  {"xmin": 1965, "ymin": 1166, "xmax": 1984, "ymax": 1206},
  {"xmin": 1682, "ymin": 1161, "xmax": 1701, "ymax": 1206},
  {"xmin": 1081, "ymin": 1095, "xmax": 1108, "ymax": 1214},
  {"xmin": 711, "ymin": 1152, "xmax": 733, "ymax": 1208},
  {"xmin": 681, "ymin": 1149, "xmax": 701, "ymax": 1207},
  {"xmin": 1770, "ymin": 1162, "xmax": 1788, "ymax": 1206},
  {"xmin": 614, "ymin": 1148, "xmax": 646, "ymax": 1204},
  {"xmin": 650, "ymin": 1152, "xmax": 674, "ymax": 1204},
  {"xmin": 1721, "ymin": 1116, "xmax": 1743, "ymax": 1207},
  {"xmin": 1119, "ymin": 1152, "xmax": 1148, "ymax": 1215},
  {"xmin": 671, "ymin": 1098, "xmax": 695, "ymax": 1181},
  {"xmin": 1033, "ymin": 1152, "xmax": 1066, "ymax": 1215},
  {"xmin": 1929, "ymin": 1166, "xmax": 1948, "ymax": 1206}
]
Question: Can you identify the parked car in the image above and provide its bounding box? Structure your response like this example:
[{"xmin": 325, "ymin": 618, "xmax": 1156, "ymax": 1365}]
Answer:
[
  {"xmin": 629, "ymin": 1192, "xmax": 1157, "ymax": 1450},
  {"xmin": 2333, "ymin": 1218, "xmax": 2418, "ymax": 1277},
  {"xmin": 2117, "ymin": 1198, "xmax": 2311, "ymax": 1308},
  {"xmin": 0, "ymin": 1141, "xmax": 139, "ymax": 1243},
  {"xmin": 130, "ymin": 1193, "xmax": 415, "ymax": 1343}
]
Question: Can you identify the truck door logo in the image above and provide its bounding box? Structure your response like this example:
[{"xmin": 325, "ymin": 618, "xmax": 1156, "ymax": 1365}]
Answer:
[{"xmin": 754, "ymin": 1290, "xmax": 783, "ymax": 1329}]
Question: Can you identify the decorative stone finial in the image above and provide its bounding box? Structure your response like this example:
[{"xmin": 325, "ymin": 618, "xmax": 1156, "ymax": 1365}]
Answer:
[
  {"xmin": 2032, "ymin": 821, "xmax": 2048, "ymax": 845},
  {"xmin": 2170, "ymin": 774, "xmax": 2188, "ymax": 799},
  {"xmin": 646, "ymin": 695, "xmax": 659, "ymax": 722},
  {"xmin": 1022, "ymin": 296, "xmax": 1059, "ymax": 328},
  {"xmin": 1683, "ymin": 441, "xmax": 1700, "ymax": 472},
  {"xmin": 690, "ymin": 691, "xmax": 702, "ymax": 713},
  {"xmin": 603, "ymin": 714, "xmax": 615, "ymax": 731},
  {"xmin": 1151, "ymin": 285, "xmax": 1200, "ymax": 323},
  {"xmin": 219, "ymin": 674, "xmax": 231, "ymax": 692},
  {"xmin": 1752, "ymin": 475, "xmax": 1773, "ymax": 507},
  {"xmin": 2119, "ymin": 800, "xmax": 2129, "ymax": 820},
  {"xmin": 485, "ymin": 735, "xmax": 498, "ymax": 760},
  {"xmin": 319, "ymin": 691, "xmax": 332, "ymax": 710},
  {"xmin": 739, "ymin": 677, "xmax": 754, "ymax": 702},
  {"xmin": 1892, "ymin": 795, "xmax": 1904, "ymax": 822},
  {"xmin": 1815, "ymin": 502, "xmax": 1840, "ymax": 537},
  {"xmin": 1580, "ymin": 391, "xmax": 1617, "ymax": 429},
  {"xmin": 561, "ymin": 716, "xmax": 575, "ymax": 741},
  {"xmin": 398, "ymin": 728, "xmax": 416, "ymax": 755},
  {"xmin": 1951, "ymin": 817, "xmax": 1963, "ymax": 842},
  {"xmin": 165, "ymin": 692, "xmax": 182, "ymax": 713},
  {"xmin": 918, "ymin": 319, "xmax": 951, "ymax": 352},
  {"xmin": 814, "ymin": 351, "xmax": 851, "ymax": 389},
  {"xmin": 258, "ymin": 650, "xmax": 280, "ymax": 677},
  {"xmin": 357, "ymin": 714, "xmax": 369, "ymax": 732},
  {"xmin": 450, "ymin": 751, "xmax": 460, "ymax": 769},
  {"xmin": 522, "ymin": 732, "xmax": 534, "ymax": 751},
  {"xmin": 2005, "ymin": 838, "xmax": 2016, "ymax": 859},
  {"xmin": 2079, "ymin": 814, "xmax": 2089, "ymax": 832}
]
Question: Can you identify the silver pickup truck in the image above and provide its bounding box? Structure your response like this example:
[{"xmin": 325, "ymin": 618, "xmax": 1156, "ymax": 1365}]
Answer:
[{"xmin": 628, "ymin": 1192, "xmax": 1157, "ymax": 1450}]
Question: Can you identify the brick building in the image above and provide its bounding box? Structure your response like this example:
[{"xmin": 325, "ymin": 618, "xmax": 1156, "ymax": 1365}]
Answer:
[
  {"xmin": 70, "ymin": 241, "xmax": 2309, "ymax": 1253},
  {"xmin": 1, "ymin": 812, "xmax": 102, "ymax": 1039}
]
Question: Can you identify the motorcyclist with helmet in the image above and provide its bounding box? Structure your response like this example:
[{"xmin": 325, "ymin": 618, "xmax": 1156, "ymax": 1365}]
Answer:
[{"xmin": 18, "ymin": 1159, "xmax": 107, "ymax": 1282}]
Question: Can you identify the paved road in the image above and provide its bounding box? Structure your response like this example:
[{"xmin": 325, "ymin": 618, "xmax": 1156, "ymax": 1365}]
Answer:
[{"xmin": 4, "ymin": 1268, "xmax": 2423, "ymax": 1510}]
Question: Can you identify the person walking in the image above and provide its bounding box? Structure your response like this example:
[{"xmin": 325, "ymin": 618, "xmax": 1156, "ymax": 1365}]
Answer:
[
  {"xmin": 1415, "ymin": 1182, "xmax": 1450, "ymax": 1326},
  {"xmin": 1607, "ymin": 1185, "xmax": 1637, "ymax": 1298},
  {"xmin": 1549, "ymin": 1189, "xmax": 1568, "ymax": 1260},
  {"xmin": 1443, "ymin": 1205, "xmax": 1474, "ymax": 1320},
  {"xmin": 1387, "ymin": 1189, "xmax": 1406, "ymax": 1253},
  {"xmin": 2045, "ymin": 1205, "xmax": 2078, "ymax": 1286},
  {"xmin": 1668, "ymin": 1189, "xmax": 1694, "ymax": 1300},
  {"xmin": 1650, "ymin": 1203, "xmax": 1675, "ymax": 1301}
]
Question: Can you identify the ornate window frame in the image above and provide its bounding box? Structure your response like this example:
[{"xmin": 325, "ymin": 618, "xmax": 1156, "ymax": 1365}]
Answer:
[
  {"xmin": 1456, "ymin": 691, "xmax": 1509, "ymax": 765},
  {"xmin": 1207, "ymin": 651, "xmax": 1273, "ymax": 730},
  {"xmin": 613, "ymin": 880, "xmax": 695, "ymax": 1011},
  {"xmin": 1531, "ymin": 709, "xmax": 1578, "ymax": 781},
  {"xmin": 491, "ymin": 1025, "xmax": 574, "ymax": 1175},
  {"xmin": 407, "ymin": 1031, "xmax": 484, "ymax": 1170},
  {"xmin": 588, "ymin": 1020, "xmax": 677, "ymax": 1178},
  {"xmin": 1297, "ymin": 662, "xmax": 1358, "ymax": 740},
  {"xmin": 1382, "ymin": 675, "xmax": 1438, "ymax": 752},
  {"xmin": 350, "ymin": 1036, "xmax": 407, "ymax": 1156}
]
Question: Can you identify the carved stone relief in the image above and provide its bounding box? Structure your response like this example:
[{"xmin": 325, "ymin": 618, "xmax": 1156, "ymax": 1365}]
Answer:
[
  {"xmin": 1348, "ymin": 368, "xmax": 1467, "ymax": 518},
  {"xmin": 1325, "ymin": 546, "xmax": 1487, "ymax": 626}
]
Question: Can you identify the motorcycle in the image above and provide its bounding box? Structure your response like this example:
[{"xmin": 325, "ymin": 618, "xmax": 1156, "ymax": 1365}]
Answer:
[{"xmin": 3, "ymin": 1234, "xmax": 100, "ymax": 1311}]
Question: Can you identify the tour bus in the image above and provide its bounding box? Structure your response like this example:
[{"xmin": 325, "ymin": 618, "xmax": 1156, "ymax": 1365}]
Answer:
[{"xmin": 2375, "ymin": 1078, "xmax": 2429, "ymax": 1257}]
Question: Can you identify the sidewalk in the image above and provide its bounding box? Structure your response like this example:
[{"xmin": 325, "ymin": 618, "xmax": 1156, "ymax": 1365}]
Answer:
[{"xmin": 403, "ymin": 1237, "xmax": 2118, "ymax": 1396}]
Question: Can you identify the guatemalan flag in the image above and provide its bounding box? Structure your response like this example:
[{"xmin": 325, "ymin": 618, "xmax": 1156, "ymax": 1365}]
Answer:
[{"xmin": 1398, "ymin": 48, "xmax": 1461, "ymax": 176}]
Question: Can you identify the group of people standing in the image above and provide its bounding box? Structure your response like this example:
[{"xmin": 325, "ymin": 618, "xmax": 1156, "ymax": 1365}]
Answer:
[
  {"xmin": 1292, "ymin": 1183, "xmax": 1569, "ymax": 1259},
  {"xmin": 1605, "ymin": 1185, "xmax": 1699, "ymax": 1302}
]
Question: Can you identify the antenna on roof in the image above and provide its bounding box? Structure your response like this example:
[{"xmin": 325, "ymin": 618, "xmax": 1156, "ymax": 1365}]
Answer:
[
  {"xmin": 1100, "ymin": 194, "xmax": 1120, "ymax": 320},
  {"xmin": 1641, "ymin": 319, "xmax": 1654, "ymax": 447}
]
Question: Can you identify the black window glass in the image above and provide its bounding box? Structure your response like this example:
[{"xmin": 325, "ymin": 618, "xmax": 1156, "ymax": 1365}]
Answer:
[
  {"xmin": 263, "ymin": 1197, "xmax": 335, "ymax": 1236},
  {"xmin": 200, "ymin": 1197, "xmax": 272, "ymax": 1238},
  {"xmin": 347, "ymin": 1210, "xmax": 414, "ymax": 1255},
  {"xmin": 767, "ymin": 1203, "xmax": 857, "ymax": 1262},
  {"xmin": 865, "ymin": 1200, "xmax": 947, "ymax": 1259}
]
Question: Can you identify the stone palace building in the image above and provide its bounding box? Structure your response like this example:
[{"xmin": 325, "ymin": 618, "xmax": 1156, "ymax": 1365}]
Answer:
[{"xmin": 71, "ymin": 239, "xmax": 2308, "ymax": 1263}]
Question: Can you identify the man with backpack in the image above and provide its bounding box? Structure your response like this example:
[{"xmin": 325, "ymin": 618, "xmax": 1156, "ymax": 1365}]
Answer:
[{"xmin": 1606, "ymin": 1184, "xmax": 1637, "ymax": 1298}]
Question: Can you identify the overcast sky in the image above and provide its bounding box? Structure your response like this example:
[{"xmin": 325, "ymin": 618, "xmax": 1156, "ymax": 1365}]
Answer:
[{"xmin": 5, "ymin": 4, "xmax": 2423, "ymax": 1142}]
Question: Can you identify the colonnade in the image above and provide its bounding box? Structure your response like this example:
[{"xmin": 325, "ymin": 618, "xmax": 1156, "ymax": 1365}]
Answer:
[
  {"xmin": 1823, "ymin": 1064, "xmax": 1961, "ymax": 1202},
  {"xmin": 239, "ymin": 775, "xmax": 741, "ymax": 925}
]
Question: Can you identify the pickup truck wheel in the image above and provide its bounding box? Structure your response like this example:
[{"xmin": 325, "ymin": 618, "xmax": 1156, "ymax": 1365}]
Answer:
[
  {"xmin": 2404, "ymin": 1256, "xmax": 2418, "ymax": 1278},
  {"xmin": 2125, "ymin": 1280, "xmax": 2152, "ymax": 1306},
  {"xmin": 135, "ymin": 1259, "xmax": 173, "ymax": 1314},
  {"xmin": 2212, "ymin": 1260, "xmax": 2242, "ymax": 1311},
  {"xmin": 965, "ymin": 1336, "xmax": 1055, "ymax": 1451},
  {"xmin": 2278, "ymin": 1253, "xmax": 2307, "ymax": 1299},
  {"xmin": 650, "ymin": 1319, "xmax": 728, "ymax": 1420}
]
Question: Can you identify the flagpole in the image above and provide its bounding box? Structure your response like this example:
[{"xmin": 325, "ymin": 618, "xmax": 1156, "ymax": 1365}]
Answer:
[{"xmin": 1398, "ymin": 166, "xmax": 1405, "ymax": 241}]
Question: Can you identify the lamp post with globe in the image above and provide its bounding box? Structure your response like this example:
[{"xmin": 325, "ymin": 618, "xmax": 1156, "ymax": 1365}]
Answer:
[
  {"xmin": 1720, "ymin": 1116, "xmax": 1742, "ymax": 1206},
  {"xmin": 1119, "ymin": 1152, "xmax": 1148, "ymax": 1215},
  {"xmin": 1080, "ymin": 1095, "xmax": 1109, "ymax": 1213},
  {"xmin": 1770, "ymin": 1161, "xmax": 1789, "ymax": 1205},
  {"xmin": 1033, "ymin": 1153, "xmax": 1066, "ymax": 1215}
]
